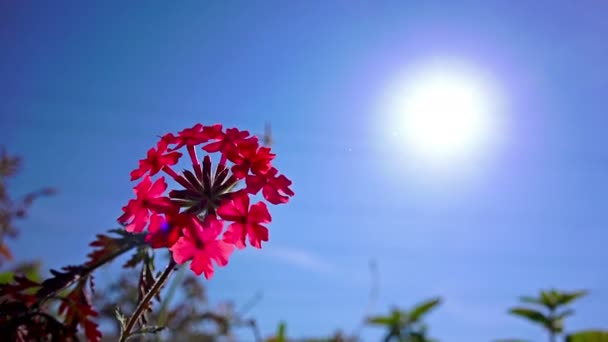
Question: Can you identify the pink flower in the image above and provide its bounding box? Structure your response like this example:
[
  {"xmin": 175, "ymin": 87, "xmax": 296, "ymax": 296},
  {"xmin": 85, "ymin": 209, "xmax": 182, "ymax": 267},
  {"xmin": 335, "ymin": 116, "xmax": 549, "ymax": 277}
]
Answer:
[
  {"xmin": 202, "ymin": 127, "xmax": 254, "ymax": 155},
  {"xmin": 130, "ymin": 140, "xmax": 182, "ymax": 181},
  {"xmin": 120, "ymin": 123, "xmax": 295, "ymax": 278},
  {"xmin": 166, "ymin": 123, "xmax": 224, "ymax": 151},
  {"xmin": 230, "ymin": 146, "xmax": 275, "ymax": 179},
  {"xmin": 167, "ymin": 123, "xmax": 206, "ymax": 150},
  {"xmin": 145, "ymin": 213, "xmax": 185, "ymax": 248},
  {"xmin": 217, "ymin": 192, "xmax": 271, "ymax": 249},
  {"xmin": 169, "ymin": 215, "xmax": 234, "ymax": 279},
  {"xmin": 202, "ymin": 124, "xmax": 224, "ymax": 140},
  {"xmin": 246, "ymin": 167, "xmax": 295, "ymax": 204},
  {"xmin": 118, "ymin": 176, "xmax": 175, "ymax": 233}
]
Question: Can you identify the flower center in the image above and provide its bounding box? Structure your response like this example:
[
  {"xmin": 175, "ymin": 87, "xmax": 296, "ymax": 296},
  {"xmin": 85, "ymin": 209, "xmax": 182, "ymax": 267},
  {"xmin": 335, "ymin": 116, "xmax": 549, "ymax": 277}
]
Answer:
[{"xmin": 168, "ymin": 158, "xmax": 236, "ymax": 217}]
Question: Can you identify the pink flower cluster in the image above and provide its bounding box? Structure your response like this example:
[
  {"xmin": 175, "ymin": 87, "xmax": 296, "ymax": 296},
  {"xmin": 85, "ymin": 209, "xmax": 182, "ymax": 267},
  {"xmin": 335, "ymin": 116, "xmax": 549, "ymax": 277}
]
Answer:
[{"xmin": 118, "ymin": 123, "xmax": 294, "ymax": 279}]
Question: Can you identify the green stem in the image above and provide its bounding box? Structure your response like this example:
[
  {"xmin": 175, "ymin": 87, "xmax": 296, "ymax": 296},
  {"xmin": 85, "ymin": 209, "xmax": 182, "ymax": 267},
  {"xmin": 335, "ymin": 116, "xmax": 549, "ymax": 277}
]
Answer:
[
  {"xmin": 548, "ymin": 308, "xmax": 557, "ymax": 342},
  {"xmin": 119, "ymin": 259, "xmax": 177, "ymax": 342}
]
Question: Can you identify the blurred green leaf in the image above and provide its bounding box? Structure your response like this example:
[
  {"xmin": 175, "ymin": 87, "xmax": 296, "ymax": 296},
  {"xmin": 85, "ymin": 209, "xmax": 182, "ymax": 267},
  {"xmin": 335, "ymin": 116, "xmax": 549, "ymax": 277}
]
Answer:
[
  {"xmin": 0, "ymin": 261, "xmax": 42, "ymax": 284},
  {"xmin": 277, "ymin": 321, "xmax": 287, "ymax": 342},
  {"xmin": 566, "ymin": 331, "xmax": 608, "ymax": 342},
  {"xmin": 0, "ymin": 271, "xmax": 14, "ymax": 284},
  {"xmin": 530, "ymin": 289, "xmax": 587, "ymax": 310},
  {"xmin": 556, "ymin": 290, "xmax": 588, "ymax": 307},
  {"xmin": 408, "ymin": 297, "xmax": 442, "ymax": 323},
  {"xmin": 509, "ymin": 308, "xmax": 550, "ymax": 326},
  {"xmin": 367, "ymin": 315, "xmax": 394, "ymax": 326},
  {"xmin": 541, "ymin": 290, "xmax": 559, "ymax": 310},
  {"xmin": 391, "ymin": 309, "xmax": 403, "ymax": 325}
]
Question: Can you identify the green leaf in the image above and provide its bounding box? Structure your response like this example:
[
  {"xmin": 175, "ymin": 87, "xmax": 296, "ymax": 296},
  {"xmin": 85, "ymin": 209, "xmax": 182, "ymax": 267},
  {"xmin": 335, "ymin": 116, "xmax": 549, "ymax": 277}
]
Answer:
[
  {"xmin": 130, "ymin": 325, "xmax": 165, "ymax": 337},
  {"xmin": 277, "ymin": 321, "xmax": 287, "ymax": 342},
  {"xmin": 390, "ymin": 309, "xmax": 403, "ymax": 326},
  {"xmin": 566, "ymin": 331, "xmax": 608, "ymax": 342},
  {"xmin": 519, "ymin": 289, "xmax": 587, "ymax": 311},
  {"xmin": 408, "ymin": 297, "xmax": 442, "ymax": 323},
  {"xmin": 0, "ymin": 271, "xmax": 14, "ymax": 284},
  {"xmin": 540, "ymin": 290, "xmax": 560, "ymax": 310},
  {"xmin": 556, "ymin": 290, "xmax": 588, "ymax": 307},
  {"xmin": 115, "ymin": 307, "xmax": 127, "ymax": 332},
  {"xmin": 508, "ymin": 307, "xmax": 550, "ymax": 326},
  {"xmin": 367, "ymin": 315, "xmax": 394, "ymax": 326}
]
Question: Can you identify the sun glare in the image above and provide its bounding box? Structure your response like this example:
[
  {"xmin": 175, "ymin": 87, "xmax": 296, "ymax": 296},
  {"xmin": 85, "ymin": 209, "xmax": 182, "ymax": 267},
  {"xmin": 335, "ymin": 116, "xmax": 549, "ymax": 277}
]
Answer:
[{"xmin": 382, "ymin": 63, "xmax": 502, "ymax": 168}]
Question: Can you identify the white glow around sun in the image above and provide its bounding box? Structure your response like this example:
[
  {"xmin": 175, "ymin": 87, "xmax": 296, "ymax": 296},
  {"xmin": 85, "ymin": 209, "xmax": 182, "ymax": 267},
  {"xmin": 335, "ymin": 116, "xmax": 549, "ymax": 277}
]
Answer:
[{"xmin": 382, "ymin": 62, "xmax": 503, "ymax": 167}]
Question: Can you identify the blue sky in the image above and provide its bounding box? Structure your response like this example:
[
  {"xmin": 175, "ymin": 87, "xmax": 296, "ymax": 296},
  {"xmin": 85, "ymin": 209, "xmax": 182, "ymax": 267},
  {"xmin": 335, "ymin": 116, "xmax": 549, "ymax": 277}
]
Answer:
[{"xmin": 2, "ymin": 1, "xmax": 608, "ymax": 341}]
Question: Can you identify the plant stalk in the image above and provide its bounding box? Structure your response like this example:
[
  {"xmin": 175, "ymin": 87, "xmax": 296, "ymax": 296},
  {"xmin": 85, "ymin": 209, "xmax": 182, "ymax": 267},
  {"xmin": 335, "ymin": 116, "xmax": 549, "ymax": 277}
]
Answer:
[{"xmin": 119, "ymin": 259, "xmax": 177, "ymax": 342}]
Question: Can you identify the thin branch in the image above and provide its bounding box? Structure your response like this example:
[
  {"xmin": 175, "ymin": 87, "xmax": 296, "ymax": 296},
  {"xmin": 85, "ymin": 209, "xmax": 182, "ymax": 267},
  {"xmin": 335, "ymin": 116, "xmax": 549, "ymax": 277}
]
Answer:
[
  {"xmin": 119, "ymin": 259, "xmax": 177, "ymax": 342},
  {"xmin": 353, "ymin": 259, "xmax": 380, "ymax": 337}
]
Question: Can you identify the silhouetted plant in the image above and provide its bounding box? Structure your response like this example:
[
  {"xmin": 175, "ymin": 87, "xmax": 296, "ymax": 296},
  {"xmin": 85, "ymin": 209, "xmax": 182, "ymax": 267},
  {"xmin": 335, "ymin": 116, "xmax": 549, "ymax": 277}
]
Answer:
[
  {"xmin": 366, "ymin": 297, "xmax": 442, "ymax": 342},
  {"xmin": 508, "ymin": 289, "xmax": 587, "ymax": 342},
  {"xmin": 0, "ymin": 148, "xmax": 55, "ymax": 265},
  {"xmin": 95, "ymin": 263, "xmax": 265, "ymax": 341},
  {"xmin": 265, "ymin": 321, "xmax": 358, "ymax": 342}
]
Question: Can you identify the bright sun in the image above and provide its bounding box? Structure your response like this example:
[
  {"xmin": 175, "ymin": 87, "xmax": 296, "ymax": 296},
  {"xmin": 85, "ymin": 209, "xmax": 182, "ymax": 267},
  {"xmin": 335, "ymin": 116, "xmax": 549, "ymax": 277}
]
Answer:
[{"xmin": 384, "ymin": 64, "xmax": 500, "ymax": 166}]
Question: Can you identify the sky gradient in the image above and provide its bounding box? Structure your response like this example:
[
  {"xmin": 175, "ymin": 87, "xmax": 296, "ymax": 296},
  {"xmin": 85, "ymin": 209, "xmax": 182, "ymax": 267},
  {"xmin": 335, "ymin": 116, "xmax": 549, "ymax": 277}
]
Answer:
[{"xmin": 2, "ymin": 1, "xmax": 608, "ymax": 341}]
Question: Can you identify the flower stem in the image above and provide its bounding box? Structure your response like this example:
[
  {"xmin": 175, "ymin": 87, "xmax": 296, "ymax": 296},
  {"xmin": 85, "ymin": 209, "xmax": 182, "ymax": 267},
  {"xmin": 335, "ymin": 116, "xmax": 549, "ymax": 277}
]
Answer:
[
  {"xmin": 119, "ymin": 259, "xmax": 177, "ymax": 342},
  {"xmin": 187, "ymin": 145, "xmax": 203, "ymax": 180},
  {"xmin": 163, "ymin": 166, "xmax": 194, "ymax": 190}
]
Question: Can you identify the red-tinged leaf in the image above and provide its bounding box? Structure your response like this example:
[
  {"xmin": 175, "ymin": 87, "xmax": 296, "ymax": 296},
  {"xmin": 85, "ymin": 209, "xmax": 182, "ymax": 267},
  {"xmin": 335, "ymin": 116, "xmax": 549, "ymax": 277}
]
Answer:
[
  {"xmin": 122, "ymin": 246, "xmax": 149, "ymax": 269},
  {"xmin": 0, "ymin": 307, "xmax": 70, "ymax": 341},
  {"xmin": 0, "ymin": 275, "xmax": 40, "ymax": 295},
  {"xmin": 58, "ymin": 282, "xmax": 102, "ymax": 342},
  {"xmin": 0, "ymin": 243, "xmax": 13, "ymax": 261},
  {"xmin": 37, "ymin": 265, "xmax": 86, "ymax": 300},
  {"xmin": 137, "ymin": 251, "xmax": 158, "ymax": 326},
  {"xmin": 87, "ymin": 228, "xmax": 146, "ymax": 269},
  {"xmin": 0, "ymin": 300, "xmax": 29, "ymax": 319},
  {"xmin": 0, "ymin": 276, "xmax": 40, "ymax": 305},
  {"xmin": 83, "ymin": 319, "xmax": 103, "ymax": 342}
]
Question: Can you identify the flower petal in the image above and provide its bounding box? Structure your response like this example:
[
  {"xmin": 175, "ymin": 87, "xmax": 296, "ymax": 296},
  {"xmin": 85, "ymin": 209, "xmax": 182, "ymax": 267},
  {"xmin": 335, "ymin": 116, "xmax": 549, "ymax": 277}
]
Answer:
[
  {"xmin": 217, "ymin": 193, "xmax": 249, "ymax": 220},
  {"xmin": 247, "ymin": 223, "xmax": 269, "ymax": 249},
  {"xmin": 200, "ymin": 215, "xmax": 223, "ymax": 241},
  {"xmin": 274, "ymin": 175, "xmax": 295, "ymax": 196},
  {"xmin": 245, "ymin": 174, "xmax": 266, "ymax": 194},
  {"xmin": 209, "ymin": 240, "xmax": 233, "ymax": 267},
  {"xmin": 262, "ymin": 184, "xmax": 289, "ymax": 204},
  {"xmin": 223, "ymin": 222, "xmax": 247, "ymax": 249},
  {"xmin": 169, "ymin": 236, "xmax": 196, "ymax": 264},
  {"xmin": 190, "ymin": 251, "xmax": 214, "ymax": 278},
  {"xmin": 148, "ymin": 177, "xmax": 168, "ymax": 197},
  {"xmin": 249, "ymin": 201, "xmax": 271, "ymax": 223},
  {"xmin": 202, "ymin": 141, "xmax": 222, "ymax": 153}
]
